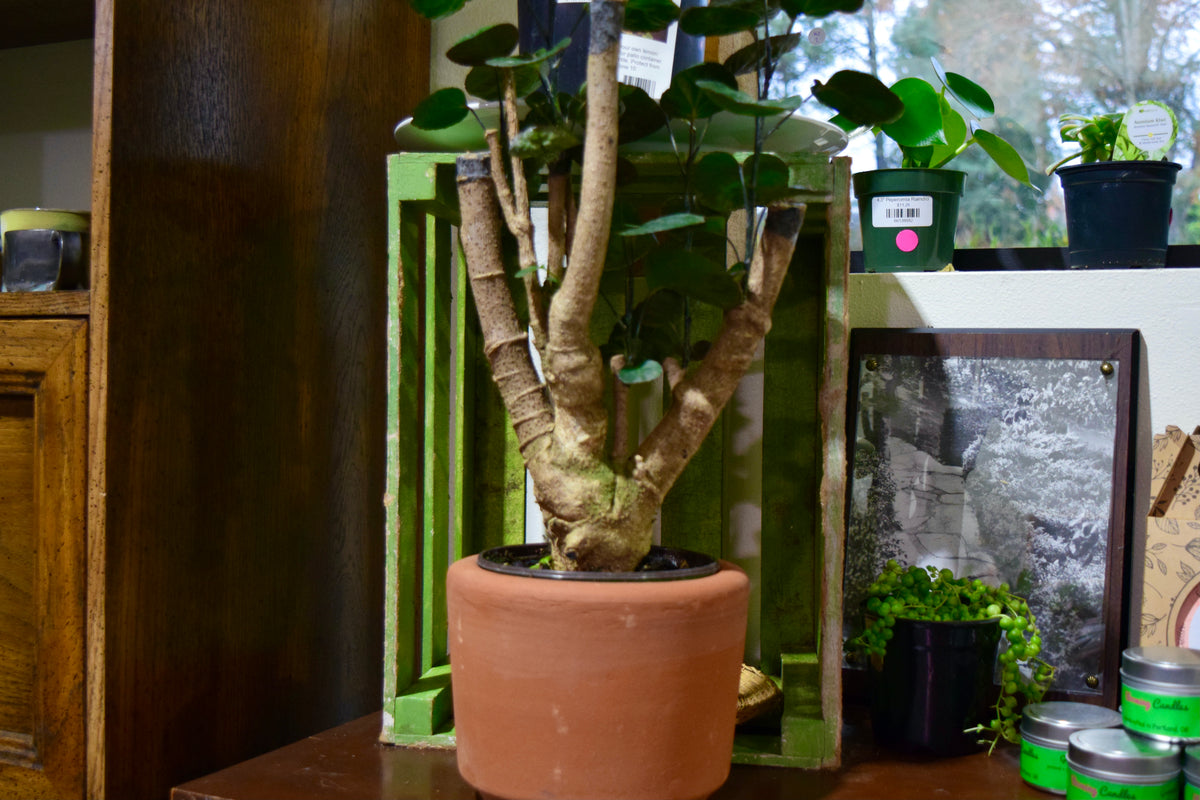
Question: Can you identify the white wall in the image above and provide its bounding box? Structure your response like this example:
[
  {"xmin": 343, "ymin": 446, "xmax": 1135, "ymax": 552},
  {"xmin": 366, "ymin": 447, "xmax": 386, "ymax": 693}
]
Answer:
[
  {"xmin": 849, "ymin": 268, "xmax": 1200, "ymax": 638},
  {"xmin": 0, "ymin": 39, "xmax": 93, "ymax": 213}
]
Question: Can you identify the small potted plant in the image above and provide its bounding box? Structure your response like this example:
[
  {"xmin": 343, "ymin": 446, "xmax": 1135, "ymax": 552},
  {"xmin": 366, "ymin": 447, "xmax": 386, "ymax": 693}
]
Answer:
[
  {"xmin": 846, "ymin": 560, "xmax": 1056, "ymax": 757},
  {"xmin": 842, "ymin": 59, "xmax": 1036, "ymax": 272},
  {"xmin": 400, "ymin": 0, "xmax": 902, "ymax": 797},
  {"xmin": 1045, "ymin": 102, "xmax": 1181, "ymax": 269}
]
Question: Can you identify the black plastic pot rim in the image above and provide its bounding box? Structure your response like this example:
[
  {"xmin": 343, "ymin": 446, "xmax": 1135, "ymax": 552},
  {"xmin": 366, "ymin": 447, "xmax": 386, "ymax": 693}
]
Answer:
[
  {"xmin": 1054, "ymin": 160, "xmax": 1182, "ymax": 177},
  {"xmin": 476, "ymin": 542, "xmax": 720, "ymax": 582}
]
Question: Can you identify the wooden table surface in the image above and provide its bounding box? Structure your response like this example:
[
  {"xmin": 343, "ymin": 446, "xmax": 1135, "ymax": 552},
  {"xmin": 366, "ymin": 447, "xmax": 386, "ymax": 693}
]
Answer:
[{"xmin": 172, "ymin": 711, "xmax": 1050, "ymax": 800}]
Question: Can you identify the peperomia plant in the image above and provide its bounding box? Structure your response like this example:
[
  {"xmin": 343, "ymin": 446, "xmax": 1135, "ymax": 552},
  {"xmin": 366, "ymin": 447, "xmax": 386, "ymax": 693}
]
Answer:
[
  {"xmin": 404, "ymin": 0, "xmax": 902, "ymax": 573},
  {"xmin": 837, "ymin": 58, "xmax": 1034, "ymax": 188}
]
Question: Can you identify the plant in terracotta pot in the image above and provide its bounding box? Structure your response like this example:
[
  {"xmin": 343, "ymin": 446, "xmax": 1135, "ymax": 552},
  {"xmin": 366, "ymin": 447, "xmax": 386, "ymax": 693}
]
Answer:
[
  {"xmin": 1045, "ymin": 102, "xmax": 1181, "ymax": 269},
  {"xmin": 401, "ymin": 0, "xmax": 901, "ymax": 797},
  {"xmin": 841, "ymin": 59, "xmax": 1036, "ymax": 272},
  {"xmin": 846, "ymin": 560, "xmax": 1056, "ymax": 757}
]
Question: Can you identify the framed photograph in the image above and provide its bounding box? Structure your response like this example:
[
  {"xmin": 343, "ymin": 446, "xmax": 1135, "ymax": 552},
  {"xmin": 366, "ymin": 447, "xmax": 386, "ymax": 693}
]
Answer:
[{"xmin": 843, "ymin": 328, "xmax": 1138, "ymax": 707}]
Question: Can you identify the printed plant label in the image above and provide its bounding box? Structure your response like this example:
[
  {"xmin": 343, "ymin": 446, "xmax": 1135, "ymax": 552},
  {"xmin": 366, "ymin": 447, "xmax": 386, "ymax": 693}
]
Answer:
[
  {"xmin": 1115, "ymin": 101, "xmax": 1177, "ymax": 161},
  {"xmin": 871, "ymin": 195, "xmax": 933, "ymax": 228}
]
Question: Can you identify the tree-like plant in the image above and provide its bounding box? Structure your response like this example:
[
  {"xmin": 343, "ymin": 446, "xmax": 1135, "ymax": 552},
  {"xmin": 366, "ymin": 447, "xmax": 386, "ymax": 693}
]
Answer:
[
  {"xmin": 405, "ymin": 0, "xmax": 901, "ymax": 572},
  {"xmin": 841, "ymin": 58, "xmax": 1034, "ymax": 188}
]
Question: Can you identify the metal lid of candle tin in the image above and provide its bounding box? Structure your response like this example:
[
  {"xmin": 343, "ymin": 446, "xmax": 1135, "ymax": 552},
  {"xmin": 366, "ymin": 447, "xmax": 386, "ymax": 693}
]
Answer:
[
  {"xmin": 1020, "ymin": 701, "xmax": 1123, "ymax": 747},
  {"xmin": 1186, "ymin": 744, "xmax": 1200, "ymax": 781},
  {"xmin": 1067, "ymin": 728, "xmax": 1182, "ymax": 782},
  {"xmin": 1122, "ymin": 646, "xmax": 1200, "ymax": 691}
]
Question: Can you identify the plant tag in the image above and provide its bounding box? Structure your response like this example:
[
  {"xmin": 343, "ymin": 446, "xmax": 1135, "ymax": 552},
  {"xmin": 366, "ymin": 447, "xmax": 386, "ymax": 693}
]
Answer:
[
  {"xmin": 871, "ymin": 195, "xmax": 933, "ymax": 228},
  {"xmin": 1116, "ymin": 101, "xmax": 1177, "ymax": 161},
  {"xmin": 615, "ymin": 0, "xmax": 682, "ymax": 99}
]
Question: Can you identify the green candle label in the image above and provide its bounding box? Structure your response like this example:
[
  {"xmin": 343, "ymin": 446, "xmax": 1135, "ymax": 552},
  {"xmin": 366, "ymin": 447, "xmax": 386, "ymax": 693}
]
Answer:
[
  {"xmin": 1067, "ymin": 771, "xmax": 1178, "ymax": 800},
  {"xmin": 1122, "ymin": 684, "xmax": 1200, "ymax": 738},
  {"xmin": 1186, "ymin": 780, "xmax": 1200, "ymax": 800},
  {"xmin": 1022, "ymin": 739, "xmax": 1068, "ymax": 792}
]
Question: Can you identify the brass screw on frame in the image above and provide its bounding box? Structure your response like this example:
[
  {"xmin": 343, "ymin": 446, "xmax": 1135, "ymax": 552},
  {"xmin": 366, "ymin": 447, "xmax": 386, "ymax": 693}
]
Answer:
[
  {"xmin": 866, "ymin": 358, "xmax": 880, "ymax": 371},
  {"xmin": 1086, "ymin": 675, "xmax": 1100, "ymax": 689},
  {"xmin": 1100, "ymin": 361, "xmax": 1114, "ymax": 377}
]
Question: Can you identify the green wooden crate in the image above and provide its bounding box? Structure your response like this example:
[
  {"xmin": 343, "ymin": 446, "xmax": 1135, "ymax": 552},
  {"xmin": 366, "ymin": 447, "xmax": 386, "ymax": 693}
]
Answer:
[{"xmin": 381, "ymin": 151, "xmax": 851, "ymax": 767}]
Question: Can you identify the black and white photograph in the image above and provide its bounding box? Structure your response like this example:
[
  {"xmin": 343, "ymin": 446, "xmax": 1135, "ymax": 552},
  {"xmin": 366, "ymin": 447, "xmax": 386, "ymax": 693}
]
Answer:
[{"xmin": 843, "ymin": 330, "xmax": 1136, "ymax": 699}]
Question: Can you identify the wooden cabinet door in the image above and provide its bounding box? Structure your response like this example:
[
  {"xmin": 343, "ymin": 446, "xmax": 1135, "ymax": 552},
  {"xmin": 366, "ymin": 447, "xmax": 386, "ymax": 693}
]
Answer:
[{"xmin": 0, "ymin": 320, "xmax": 87, "ymax": 799}]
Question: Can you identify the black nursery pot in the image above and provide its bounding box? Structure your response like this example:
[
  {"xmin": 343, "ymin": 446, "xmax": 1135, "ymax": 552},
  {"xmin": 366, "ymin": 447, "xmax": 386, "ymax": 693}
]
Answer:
[
  {"xmin": 1057, "ymin": 161, "xmax": 1181, "ymax": 269},
  {"xmin": 869, "ymin": 617, "xmax": 1001, "ymax": 757}
]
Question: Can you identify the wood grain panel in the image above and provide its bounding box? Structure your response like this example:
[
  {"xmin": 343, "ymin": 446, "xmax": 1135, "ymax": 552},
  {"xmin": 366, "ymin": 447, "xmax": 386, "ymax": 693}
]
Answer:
[
  {"xmin": 90, "ymin": 1, "xmax": 430, "ymax": 797},
  {"xmin": 0, "ymin": 320, "xmax": 88, "ymax": 800}
]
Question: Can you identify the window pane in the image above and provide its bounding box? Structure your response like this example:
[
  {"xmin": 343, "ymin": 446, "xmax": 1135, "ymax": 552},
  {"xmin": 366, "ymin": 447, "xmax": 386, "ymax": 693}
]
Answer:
[{"xmin": 775, "ymin": 0, "xmax": 1200, "ymax": 249}]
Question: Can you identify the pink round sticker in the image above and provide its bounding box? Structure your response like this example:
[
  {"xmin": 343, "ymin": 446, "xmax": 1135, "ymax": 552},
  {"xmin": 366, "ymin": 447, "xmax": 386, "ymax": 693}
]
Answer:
[{"xmin": 896, "ymin": 229, "xmax": 919, "ymax": 252}]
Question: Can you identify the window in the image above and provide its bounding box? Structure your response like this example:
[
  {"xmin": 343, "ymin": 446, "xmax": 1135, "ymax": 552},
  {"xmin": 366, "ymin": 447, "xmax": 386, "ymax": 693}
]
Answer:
[{"xmin": 774, "ymin": 0, "xmax": 1200, "ymax": 248}]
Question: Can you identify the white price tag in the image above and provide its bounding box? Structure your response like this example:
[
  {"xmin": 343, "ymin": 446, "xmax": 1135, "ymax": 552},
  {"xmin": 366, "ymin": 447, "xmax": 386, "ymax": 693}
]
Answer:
[
  {"xmin": 871, "ymin": 196, "xmax": 933, "ymax": 228},
  {"xmin": 616, "ymin": 0, "xmax": 683, "ymax": 99}
]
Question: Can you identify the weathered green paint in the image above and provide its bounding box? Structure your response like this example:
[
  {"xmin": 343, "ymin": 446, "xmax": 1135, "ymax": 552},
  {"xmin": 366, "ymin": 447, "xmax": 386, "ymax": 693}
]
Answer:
[
  {"xmin": 381, "ymin": 152, "xmax": 851, "ymax": 768},
  {"xmin": 392, "ymin": 664, "xmax": 454, "ymax": 737},
  {"xmin": 660, "ymin": 301, "xmax": 725, "ymax": 558},
  {"xmin": 760, "ymin": 230, "xmax": 824, "ymax": 673},
  {"xmin": 423, "ymin": 214, "xmax": 453, "ymax": 672}
]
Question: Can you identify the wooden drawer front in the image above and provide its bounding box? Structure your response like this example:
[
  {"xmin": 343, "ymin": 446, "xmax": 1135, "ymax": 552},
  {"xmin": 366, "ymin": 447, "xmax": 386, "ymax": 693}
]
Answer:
[{"xmin": 0, "ymin": 320, "xmax": 87, "ymax": 799}]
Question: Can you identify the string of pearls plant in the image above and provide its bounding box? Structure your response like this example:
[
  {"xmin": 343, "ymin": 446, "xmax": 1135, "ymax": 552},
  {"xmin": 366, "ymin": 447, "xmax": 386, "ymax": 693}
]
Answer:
[{"xmin": 846, "ymin": 560, "xmax": 1057, "ymax": 753}]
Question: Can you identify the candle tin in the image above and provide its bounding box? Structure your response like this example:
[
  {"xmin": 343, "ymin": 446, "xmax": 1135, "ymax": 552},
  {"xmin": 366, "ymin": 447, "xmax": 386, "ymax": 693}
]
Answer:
[
  {"xmin": 1066, "ymin": 728, "xmax": 1180, "ymax": 800},
  {"xmin": 1020, "ymin": 701, "xmax": 1123, "ymax": 794},
  {"xmin": 1121, "ymin": 646, "xmax": 1200, "ymax": 742},
  {"xmin": 1185, "ymin": 745, "xmax": 1200, "ymax": 800}
]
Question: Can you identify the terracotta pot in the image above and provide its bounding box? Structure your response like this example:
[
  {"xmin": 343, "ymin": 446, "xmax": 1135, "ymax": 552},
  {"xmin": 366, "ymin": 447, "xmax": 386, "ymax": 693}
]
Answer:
[{"xmin": 446, "ymin": 554, "xmax": 750, "ymax": 800}]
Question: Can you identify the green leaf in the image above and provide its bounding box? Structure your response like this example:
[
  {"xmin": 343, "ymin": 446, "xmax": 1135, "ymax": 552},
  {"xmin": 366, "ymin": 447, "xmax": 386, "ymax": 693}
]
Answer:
[
  {"xmin": 811, "ymin": 70, "xmax": 903, "ymax": 128},
  {"xmin": 617, "ymin": 359, "xmax": 664, "ymax": 385},
  {"xmin": 660, "ymin": 63, "xmax": 738, "ymax": 120},
  {"xmin": 464, "ymin": 63, "xmax": 542, "ymax": 101},
  {"xmin": 514, "ymin": 264, "xmax": 541, "ymax": 279},
  {"xmin": 645, "ymin": 249, "xmax": 744, "ymax": 309},
  {"xmin": 410, "ymin": 87, "xmax": 469, "ymax": 130},
  {"xmin": 744, "ymin": 153, "xmax": 797, "ymax": 204},
  {"xmin": 723, "ymin": 34, "xmax": 805, "ymax": 77},
  {"xmin": 920, "ymin": 98, "xmax": 966, "ymax": 167},
  {"xmin": 974, "ymin": 129, "xmax": 1036, "ymax": 188},
  {"xmin": 693, "ymin": 151, "xmax": 744, "ymax": 213},
  {"xmin": 620, "ymin": 212, "xmax": 707, "ymax": 237},
  {"xmin": 679, "ymin": 4, "xmax": 763, "ymax": 36},
  {"xmin": 446, "ymin": 24, "xmax": 519, "ymax": 66},
  {"xmin": 510, "ymin": 124, "xmax": 582, "ymax": 161},
  {"xmin": 487, "ymin": 38, "xmax": 571, "ymax": 69},
  {"xmin": 933, "ymin": 59, "xmax": 994, "ymax": 120},
  {"xmin": 409, "ymin": 0, "xmax": 465, "ymax": 20},
  {"xmin": 695, "ymin": 80, "xmax": 805, "ymax": 117},
  {"xmin": 625, "ymin": 0, "xmax": 681, "ymax": 33},
  {"xmin": 618, "ymin": 84, "xmax": 667, "ymax": 144},
  {"xmin": 879, "ymin": 77, "xmax": 945, "ymax": 147},
  {"xmin": 781, "ymin": 0, "xmax": 864, "ymax": 17},
  {"xmin": 940, "ymin": 98, "xmax": 967, "ymax": 150}
]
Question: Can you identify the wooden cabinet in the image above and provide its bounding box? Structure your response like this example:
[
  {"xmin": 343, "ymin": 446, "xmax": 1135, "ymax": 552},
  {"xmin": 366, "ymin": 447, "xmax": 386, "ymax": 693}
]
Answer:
[
  {"xmin": 0, "ymin": 314, "xmax": 87, "ymax": 800},
  {"xmin": 3, "ymin": 0, "xmax": 430, "ymax": 797}
]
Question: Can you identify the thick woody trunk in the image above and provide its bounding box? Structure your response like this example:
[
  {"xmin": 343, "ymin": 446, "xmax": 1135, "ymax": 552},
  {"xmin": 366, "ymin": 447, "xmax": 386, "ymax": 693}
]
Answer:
[{"xmin": 454, "ymin": 0, "xmax": 806, "ymax": 572}]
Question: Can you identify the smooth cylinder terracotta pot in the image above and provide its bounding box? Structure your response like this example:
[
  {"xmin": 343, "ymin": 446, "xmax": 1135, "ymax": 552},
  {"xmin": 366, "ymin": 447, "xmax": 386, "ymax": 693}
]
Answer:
[{"xmin": 446, "ymin": 555, "xmax": 750, "ymax": 800}]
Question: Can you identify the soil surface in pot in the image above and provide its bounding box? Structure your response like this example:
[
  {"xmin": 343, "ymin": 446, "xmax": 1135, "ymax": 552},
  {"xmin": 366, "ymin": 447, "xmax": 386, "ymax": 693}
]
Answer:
[{"xmin": 478, "ymin": 542, "xmax": 719, "ymax": 581}]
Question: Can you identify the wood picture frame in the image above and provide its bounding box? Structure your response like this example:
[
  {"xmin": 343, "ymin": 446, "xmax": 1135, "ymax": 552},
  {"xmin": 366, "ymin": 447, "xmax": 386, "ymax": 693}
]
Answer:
[{"xmin": 843, "ymin": 328, "xmax": 1138, "ymax": 708}]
